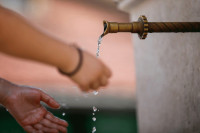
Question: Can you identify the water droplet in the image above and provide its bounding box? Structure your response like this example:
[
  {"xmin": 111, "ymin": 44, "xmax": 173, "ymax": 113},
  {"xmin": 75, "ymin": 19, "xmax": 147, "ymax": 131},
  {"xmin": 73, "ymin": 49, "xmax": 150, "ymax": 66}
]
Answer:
[
  {"xmin": 93, "ymin": 106, "xmax": 97, "ymax": 112},
  {"xmin": 92, "ymin": 127, "xmax": 96, "ymax": 133},
  {"xmin": 62, "ymin": 113, "xmax": 65, "ymax": 116},
  {"xmin": 92, "ymin": 117, "xmax": 96, "ymax": 121},
  {"xmin": 93, "ymin": 113, "xmax": 95, "ymax": 115},
  {"xmin": 93, "ymin": 91, "xmax": 99, "ymax": 95}
]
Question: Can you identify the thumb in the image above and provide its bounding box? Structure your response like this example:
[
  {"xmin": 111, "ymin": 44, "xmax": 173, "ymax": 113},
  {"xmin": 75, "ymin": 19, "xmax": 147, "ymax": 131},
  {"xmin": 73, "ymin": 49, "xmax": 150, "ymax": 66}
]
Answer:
[{"xmin": 40, "ymin": 91, "xmax": 60, "ymax": 109}]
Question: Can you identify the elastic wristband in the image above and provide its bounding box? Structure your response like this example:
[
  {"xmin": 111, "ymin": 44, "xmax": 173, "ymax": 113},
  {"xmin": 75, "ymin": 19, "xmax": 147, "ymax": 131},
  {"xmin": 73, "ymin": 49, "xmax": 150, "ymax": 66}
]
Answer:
[{"xmin": 58, "ymin": 46, "xmax": 83, "ymax": 77}]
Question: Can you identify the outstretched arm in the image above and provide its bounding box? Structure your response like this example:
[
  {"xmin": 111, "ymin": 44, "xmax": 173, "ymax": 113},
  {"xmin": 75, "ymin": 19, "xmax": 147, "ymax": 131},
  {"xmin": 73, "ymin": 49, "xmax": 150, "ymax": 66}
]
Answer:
[
  {"xmin": 0, "ymin": 77, "xmax": 68, "ymax": 133},
  {"xmin": 0, "ymin": 5, "xmax": 76, "ymax": 73},
  {"xmin": 0, "ymin": 5, "xmax": 112, "ymax": 92}
]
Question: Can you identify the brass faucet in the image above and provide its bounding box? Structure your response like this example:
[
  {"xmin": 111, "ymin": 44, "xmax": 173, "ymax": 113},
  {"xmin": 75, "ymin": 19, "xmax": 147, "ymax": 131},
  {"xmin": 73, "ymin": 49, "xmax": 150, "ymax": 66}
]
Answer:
[{"xmin": 103, "ymin": 15, "xmax": 200, "ymax": 39}]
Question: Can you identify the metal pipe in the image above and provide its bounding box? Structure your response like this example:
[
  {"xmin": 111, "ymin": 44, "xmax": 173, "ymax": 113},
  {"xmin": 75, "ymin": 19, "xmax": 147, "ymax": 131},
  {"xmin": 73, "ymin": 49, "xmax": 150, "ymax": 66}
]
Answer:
[{"xmin": 103, "ymin": 15, "xmax": 200, "ymax": 39}]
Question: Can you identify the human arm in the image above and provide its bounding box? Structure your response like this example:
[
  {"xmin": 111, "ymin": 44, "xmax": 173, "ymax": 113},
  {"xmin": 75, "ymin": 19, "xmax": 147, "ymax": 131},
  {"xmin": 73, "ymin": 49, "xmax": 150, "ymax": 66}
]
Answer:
[{"xmin": 0, "ymin": 5, "xmax": 112, "ymax": 91}]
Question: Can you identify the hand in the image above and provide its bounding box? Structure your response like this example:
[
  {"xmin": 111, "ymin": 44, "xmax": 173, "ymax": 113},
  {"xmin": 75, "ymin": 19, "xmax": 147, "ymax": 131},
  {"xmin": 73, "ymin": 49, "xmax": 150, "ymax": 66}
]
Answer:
[
  {"xmin": 61, "ymin": 48, "xmax": 112, "ymax": 92},
  {"xmin": 3, "ymin": 85, "xmax": 68, "ymax": 133}
]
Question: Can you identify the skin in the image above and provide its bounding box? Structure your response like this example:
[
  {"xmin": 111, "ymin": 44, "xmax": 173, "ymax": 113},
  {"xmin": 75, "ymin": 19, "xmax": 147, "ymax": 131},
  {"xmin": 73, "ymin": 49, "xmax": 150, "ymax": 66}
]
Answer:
[
  {"xmin": 0, "ymin": 78, "xmax": 68, "ymax": 133},
  {"xmin": 0, "ymin": 5, "xmax": 112, "ymax": 133}
]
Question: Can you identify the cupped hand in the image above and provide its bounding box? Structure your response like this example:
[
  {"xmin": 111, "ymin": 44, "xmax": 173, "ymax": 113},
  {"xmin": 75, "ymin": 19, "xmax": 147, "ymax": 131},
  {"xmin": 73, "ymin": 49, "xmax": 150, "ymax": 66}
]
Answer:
[
  {"xmin": 3, "ymin": 85, "xmax": 68, "ymax": 133},
  {"xmin": 63, "ymin": 49, "xmax": 112, "ymax": 92}
]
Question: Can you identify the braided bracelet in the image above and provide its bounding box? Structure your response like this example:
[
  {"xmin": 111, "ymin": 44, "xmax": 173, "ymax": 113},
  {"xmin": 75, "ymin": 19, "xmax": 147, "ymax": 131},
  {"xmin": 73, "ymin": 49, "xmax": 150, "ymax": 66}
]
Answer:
[{"xmin": 58, "ymin": 46, "xmax": 83, "ymax": 77}]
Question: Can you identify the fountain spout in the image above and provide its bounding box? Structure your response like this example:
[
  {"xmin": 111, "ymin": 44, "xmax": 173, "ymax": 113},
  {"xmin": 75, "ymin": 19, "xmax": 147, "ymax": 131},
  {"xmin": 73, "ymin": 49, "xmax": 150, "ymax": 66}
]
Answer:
[
  {"xmin": 103, "ymin": 15, "xmax": 200, "ymax": 39},
  {"xmin": 103, "ymin": 20, "xmax": 141, "ymax": 36}
]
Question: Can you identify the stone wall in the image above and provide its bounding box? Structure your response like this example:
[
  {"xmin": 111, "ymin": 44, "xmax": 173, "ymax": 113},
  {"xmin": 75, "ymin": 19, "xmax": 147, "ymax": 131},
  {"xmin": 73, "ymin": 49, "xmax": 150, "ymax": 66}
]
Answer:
[{"xmin": 119, "ymin": 0, "xmax": 200, "ymax": 132}]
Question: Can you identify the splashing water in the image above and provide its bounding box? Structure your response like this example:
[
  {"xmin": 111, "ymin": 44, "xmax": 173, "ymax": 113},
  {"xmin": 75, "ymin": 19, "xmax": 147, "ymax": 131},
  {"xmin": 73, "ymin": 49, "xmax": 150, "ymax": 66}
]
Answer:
[
  {"xmin": 92, "ymin": 117, "xmax": 96, "ymax": 122},
  {"xmin": 93, "ymin": 91, "xmax": 99, "ymax": 95},
  {"xmin": 62, "ymin": 113, "xmax": 65, "ymax": 116},
  {"xmin": 91, "ymin": 34, "xmax": 104, "ymax": 133},
  {"xmin": 93, "ymin": 106, "xmax": 97, "ymax": 112},
  {"xmin": 96, "ymin": 35, "xmax": 103, "ymax": 57},
  {"xmin": 92, "ymin": 127, "xmax": 96, "ymax": 133}
]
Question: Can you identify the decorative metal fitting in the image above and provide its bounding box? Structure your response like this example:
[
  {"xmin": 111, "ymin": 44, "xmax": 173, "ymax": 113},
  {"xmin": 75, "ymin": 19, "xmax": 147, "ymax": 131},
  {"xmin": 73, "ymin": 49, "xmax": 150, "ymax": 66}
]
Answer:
[
  {"xmin": 102, "ymin": 15, "xmax": 200, "ymax": 40},
  {"xmin": 138, "ymin": 15, "xmax": 149, "ymax": 39}
]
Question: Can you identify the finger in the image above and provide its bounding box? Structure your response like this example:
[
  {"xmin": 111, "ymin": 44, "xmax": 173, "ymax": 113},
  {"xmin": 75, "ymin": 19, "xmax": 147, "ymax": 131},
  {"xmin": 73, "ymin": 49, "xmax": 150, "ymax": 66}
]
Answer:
[
  {"xmin": 104, "ymin": 67, "xmax": 112, "ymax": 78},
  {"xmin": 40, "ymin": 119, "xmax": 67, "ymax": 133},
  {"xmin": 80, "ymin": 85, "xmax": 90, "ymax": 92},
  {"xmin": 24, "ymin": 125, "xmax": 38, "ymax": 133},
  {"xmin": 34, "ymin": 123, "xmax": 59, "ymax": 133},
  {"xmin": 40, "ymin": 91, "xmax": 60, "ymax": 109},
  {"xmin": 37, "ymin": 130, "xmax": 44, "ymax": 133},
  {"xmin": 45, "ymin": 112, "xmax": 68, "ymax": 127},
  {"xmin": 90, "ymin": 82, "xmax": 100, "ymax": 90},
  {"xmin": 100, "ymin": 76, "xmax": 108, "ymax": 86}
]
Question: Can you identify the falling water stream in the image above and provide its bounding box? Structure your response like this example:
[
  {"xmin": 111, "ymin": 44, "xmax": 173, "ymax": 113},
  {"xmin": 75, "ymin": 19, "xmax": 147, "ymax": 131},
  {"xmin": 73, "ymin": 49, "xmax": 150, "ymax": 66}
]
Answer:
[
  {"xmin": 96, "ymin": 35, "xmax": 103, "ymax": 57},
  {"xmin": 61, "ymin": 34, "xmax": 104, "ymax": 133},
  {"xmin": 91, "ymin": 34, "xmax": 104, "ymax": 133}
]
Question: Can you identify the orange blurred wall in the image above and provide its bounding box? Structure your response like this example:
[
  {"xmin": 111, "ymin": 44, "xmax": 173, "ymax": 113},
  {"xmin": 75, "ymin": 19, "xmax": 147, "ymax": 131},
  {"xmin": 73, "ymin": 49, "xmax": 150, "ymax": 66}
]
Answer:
[{"xmin": 0, "ymin": 0, "xmax": 135, "ymax": 98}]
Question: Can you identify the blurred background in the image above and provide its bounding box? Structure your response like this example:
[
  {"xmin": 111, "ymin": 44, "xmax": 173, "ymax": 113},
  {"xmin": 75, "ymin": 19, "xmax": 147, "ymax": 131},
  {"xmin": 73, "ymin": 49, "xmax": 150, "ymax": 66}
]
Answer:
[
  {"xmin": 0, "ymin": 0, "xmax": 136, "ymax": 133},
  {"xmin": 0, "ymin": 0, "xmax": 200, "ymax": 133}
]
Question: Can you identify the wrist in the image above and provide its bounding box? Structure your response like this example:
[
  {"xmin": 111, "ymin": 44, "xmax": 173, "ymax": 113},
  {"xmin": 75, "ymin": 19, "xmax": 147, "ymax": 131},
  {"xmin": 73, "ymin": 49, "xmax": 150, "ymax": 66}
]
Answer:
[
  {"xmin": 0, "ymin": 78, "xmax": 16, "ymax": 106},
  {"xmin": 58, "ymin": 45, "xmax": 83, "ymax": 77},
  {"xmin": 57, "ymin": 44, "xmax": 80, "ymax": 75}
]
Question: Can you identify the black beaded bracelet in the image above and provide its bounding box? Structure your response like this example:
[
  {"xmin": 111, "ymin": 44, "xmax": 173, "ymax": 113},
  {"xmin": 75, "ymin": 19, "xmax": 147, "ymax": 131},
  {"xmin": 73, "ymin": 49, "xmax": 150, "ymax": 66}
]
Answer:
[{"xmin": 58, "ymin": 46, "xmax": 83, "ymax": 77}]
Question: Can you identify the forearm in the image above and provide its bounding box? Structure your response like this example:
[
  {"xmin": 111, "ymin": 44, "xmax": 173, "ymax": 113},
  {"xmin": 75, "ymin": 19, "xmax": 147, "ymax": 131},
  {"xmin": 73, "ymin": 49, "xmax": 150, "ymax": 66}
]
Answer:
[{"xmin": 0, "ymin": 6, "xmax": 78, "ymax": 71}]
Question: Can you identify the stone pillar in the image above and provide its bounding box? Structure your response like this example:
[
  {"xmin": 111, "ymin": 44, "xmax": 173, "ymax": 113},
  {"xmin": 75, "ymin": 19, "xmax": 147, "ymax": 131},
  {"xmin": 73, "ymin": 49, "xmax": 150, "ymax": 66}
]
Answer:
[{"xmin": 118, "ymin": 0, "xmax": 200, "ymax": 133}]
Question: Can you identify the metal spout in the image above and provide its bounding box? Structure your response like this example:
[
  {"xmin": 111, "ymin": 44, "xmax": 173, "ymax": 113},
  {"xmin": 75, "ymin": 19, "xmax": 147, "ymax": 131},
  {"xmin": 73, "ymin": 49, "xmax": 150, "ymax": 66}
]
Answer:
[
  {"xmin": 103, "ymin": 15, "xmax": 200, "ymax": 39},
  {"xmin": 103, "ymin": 20, "xmax": 141, "ymax": 36}
]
